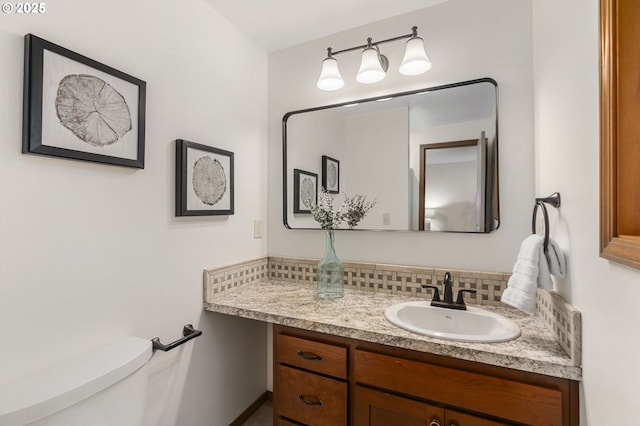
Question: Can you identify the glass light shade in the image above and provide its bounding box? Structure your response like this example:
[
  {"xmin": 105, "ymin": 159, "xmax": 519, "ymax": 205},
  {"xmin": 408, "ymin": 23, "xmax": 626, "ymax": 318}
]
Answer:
[
  {"xmin": 356, "ymin": 47, "xmax": 386, "ymax": 84},
  {"xmin": 399, "ymin": 36, "xmax": 432, "ymax": 76},
  {"xmin": 317, "ymin": 57, "xmax": 344, "ymax": 91}
]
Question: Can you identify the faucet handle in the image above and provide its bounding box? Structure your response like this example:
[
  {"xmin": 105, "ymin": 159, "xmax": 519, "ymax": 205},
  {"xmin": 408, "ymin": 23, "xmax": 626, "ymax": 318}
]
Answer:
[
  {"xmin": 421, "ymin": 285, "xmax": 441, "ymax": 302},
  {"xmin": 455, "ymin": 289, "xmax": 477, "ymax": 307}
]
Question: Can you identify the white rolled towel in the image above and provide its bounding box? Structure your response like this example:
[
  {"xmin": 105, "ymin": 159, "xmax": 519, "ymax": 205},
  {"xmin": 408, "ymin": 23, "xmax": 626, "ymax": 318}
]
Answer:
[
  {"xmin": 502, "ymin": 235, "xmax": 567, "ymax": 314},
  {"xmin": 501, "ymin": 235, "xmax": 544, "ymax": 314}
]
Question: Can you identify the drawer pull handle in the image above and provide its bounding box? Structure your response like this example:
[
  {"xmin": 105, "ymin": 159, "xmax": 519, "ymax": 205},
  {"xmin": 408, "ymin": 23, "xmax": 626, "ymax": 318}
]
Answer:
[
  {"xmin": 429, "ymin": 420, "xmax": 441, "ymax": 426},
  {"xmin": 298, "ymin": 394, "xmax": 323, "ymax": 406},
  {"xmin": 297, "ymin": 350, "xmax": 323, "ymax": 361}
]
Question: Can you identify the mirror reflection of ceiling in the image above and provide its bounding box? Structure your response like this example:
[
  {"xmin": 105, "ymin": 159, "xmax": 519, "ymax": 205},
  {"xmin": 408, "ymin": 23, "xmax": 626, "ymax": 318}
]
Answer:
[
  {"xmin": 283, "ymin": 79, "xmax": 499, "ymax": 233},
  {"xmin": 335, "ymin": 82, "xmax": 494, "ymax": 127},
  {"xmin": 412, "ymin": 82, "xmax": 495, "ymax": 128}
]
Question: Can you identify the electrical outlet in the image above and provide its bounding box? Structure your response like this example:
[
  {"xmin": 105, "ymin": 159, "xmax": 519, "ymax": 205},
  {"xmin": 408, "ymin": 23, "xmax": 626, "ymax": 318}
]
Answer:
[
  {"xmin": 382, "ymin": 213, "xmax": 391, "ymax": 225},
  {"xmin": 254, "ymin": 219, "xmax": 262, "ymax": 239}
]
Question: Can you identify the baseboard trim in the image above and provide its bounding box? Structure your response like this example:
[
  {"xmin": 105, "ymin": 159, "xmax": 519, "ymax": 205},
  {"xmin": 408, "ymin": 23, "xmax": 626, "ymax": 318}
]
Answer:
[{"xmin": 229, "ymin": 391, "xmax": 272, "ymax": 426}]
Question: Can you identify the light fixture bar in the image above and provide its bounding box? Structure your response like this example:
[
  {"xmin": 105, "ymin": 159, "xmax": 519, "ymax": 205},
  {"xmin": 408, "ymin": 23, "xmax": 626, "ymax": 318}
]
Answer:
[{"xmin": 329, "ymin": 27, "xmax": 418, "ymax": 57}]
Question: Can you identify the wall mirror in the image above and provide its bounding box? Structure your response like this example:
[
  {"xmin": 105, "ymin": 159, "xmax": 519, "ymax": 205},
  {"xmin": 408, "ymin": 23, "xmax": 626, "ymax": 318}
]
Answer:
[{"xmin": 283, "ymin": 78, "xmax": 499, "ymax": 232}]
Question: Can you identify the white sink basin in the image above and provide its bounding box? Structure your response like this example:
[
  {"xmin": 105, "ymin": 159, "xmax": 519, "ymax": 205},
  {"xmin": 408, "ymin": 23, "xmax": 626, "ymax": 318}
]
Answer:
[{"xmin": 384, "ymin": 301, "xmax": 521, "ymax": 343}]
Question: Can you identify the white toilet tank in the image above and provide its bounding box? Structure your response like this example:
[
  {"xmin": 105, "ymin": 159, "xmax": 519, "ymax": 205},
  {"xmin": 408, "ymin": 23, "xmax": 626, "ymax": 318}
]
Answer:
[{"xmin": 0, "ymin": 337, "xmax": 152, "ymax": 426}]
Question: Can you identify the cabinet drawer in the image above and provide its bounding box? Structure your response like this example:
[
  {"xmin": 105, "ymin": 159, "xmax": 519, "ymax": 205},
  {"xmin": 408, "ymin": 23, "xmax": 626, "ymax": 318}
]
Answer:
[
  {"xmin": 277, "ymin": 333, "xmax": 347, "ymax": 379},
  {"xmin": 354, "ymin": 349, "xmax": 563, "ymax": 426},
  {"xmin": 277, "ymin": 365, "xmax": 347, "ymax": 426}
]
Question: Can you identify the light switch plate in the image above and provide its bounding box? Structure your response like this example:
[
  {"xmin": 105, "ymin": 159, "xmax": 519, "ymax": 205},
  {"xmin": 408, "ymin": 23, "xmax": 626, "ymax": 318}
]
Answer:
[{"xmin": 254, "ymin": 219, "xmax": 262, "ymax": 238}]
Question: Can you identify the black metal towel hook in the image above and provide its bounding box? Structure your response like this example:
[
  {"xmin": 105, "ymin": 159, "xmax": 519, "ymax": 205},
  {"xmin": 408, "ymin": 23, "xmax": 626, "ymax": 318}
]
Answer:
[
  {"xmin": 536, "ymin": 192, "xmax": 561, "ymax": 208},
  {"xmin": 152, "ymin": 324, "xmax": 202, "ymax": 352},
  {"xmin": 532, "ymin": 192, "xmax": 561, "ymax": 252}
]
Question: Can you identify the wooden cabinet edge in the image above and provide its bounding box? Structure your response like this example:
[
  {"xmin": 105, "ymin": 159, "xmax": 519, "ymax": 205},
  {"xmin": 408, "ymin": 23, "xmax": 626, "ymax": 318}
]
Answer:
[
  {"xmin": 600, "ymin": 0, "xmax": 640, "ymax": 269},
  {"xmin": 601, "ymin": 237, "xmax": 640, "ymax": 269}
]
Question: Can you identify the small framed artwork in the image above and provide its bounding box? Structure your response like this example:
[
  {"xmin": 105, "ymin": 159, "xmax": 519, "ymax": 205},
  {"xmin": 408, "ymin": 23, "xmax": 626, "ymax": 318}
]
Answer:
[
  {"xmin": 23, "ymin": 34, "xmax": 146, "ymax": 168},
  {"xmin": 293, "ymin": 169, "xmax": 317, "ymax": 214},
  {"xmin": 322, "ymin": 155, "xmax": 340, "ymax": 193},
  {"xmin": 176, "ymin": 139, "xmax": 234, "ymax": 216}
]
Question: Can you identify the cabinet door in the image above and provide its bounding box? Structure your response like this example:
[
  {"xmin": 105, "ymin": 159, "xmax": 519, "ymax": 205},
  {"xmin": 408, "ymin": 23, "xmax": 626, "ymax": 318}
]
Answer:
[
  {"xmin": 445, "ymin": 409, "xmax": 512, "ymax": 426},
  {"xmin": 354, "ymin": 385, "xmax": 443, "ymax": 426},
  {"xmin": 354, "ymin": 349, "xmax": 564, "ymax": 425}
]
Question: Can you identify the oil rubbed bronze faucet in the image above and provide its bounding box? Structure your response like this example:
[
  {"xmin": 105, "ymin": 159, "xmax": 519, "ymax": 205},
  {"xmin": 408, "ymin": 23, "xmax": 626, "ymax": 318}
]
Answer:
[{"xmin": 422, "ymin": 272, "xmax": 476, "ymax": 310}]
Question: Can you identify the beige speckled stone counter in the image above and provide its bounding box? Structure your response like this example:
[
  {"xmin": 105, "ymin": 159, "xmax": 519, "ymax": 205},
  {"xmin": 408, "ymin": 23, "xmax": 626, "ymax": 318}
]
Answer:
[{"xmin": 204, "ymin": 279, "xmax": 582, "ymax": 381}]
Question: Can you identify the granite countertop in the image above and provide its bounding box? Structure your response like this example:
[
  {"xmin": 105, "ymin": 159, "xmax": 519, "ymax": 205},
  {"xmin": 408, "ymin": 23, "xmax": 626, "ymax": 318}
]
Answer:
[{"xmin": 204, "ymin": 280, "xmax": 582, "ymax": 381}]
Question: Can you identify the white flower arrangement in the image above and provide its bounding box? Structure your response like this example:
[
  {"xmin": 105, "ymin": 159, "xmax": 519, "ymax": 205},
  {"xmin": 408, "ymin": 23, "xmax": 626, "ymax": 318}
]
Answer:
[{"xmin": 307, "ymin": 188, "xmax": 377, "ymax": 230}]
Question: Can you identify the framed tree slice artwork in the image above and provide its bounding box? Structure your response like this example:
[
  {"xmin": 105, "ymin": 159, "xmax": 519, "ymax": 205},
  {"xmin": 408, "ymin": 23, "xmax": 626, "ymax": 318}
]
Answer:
[
  {"xmin": 23, "ymin": 34, "xmax": 146, "ymax": 168},
  {"xmin": 176, "ymin": 139, "xmax": 234, "ymax": 216},
  {"xmin": 322, "ymin": 155, "xmax": 340, "ymax": 193},
  {"xmin": 293, "ymin": 169, "xmax": 317, "ymax": 214}
]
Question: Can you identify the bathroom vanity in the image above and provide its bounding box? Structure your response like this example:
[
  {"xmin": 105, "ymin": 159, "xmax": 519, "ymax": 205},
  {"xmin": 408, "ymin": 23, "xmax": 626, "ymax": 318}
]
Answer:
[
  {"xmin": 274, "ymin": 325, "xmax": 578, "ymax": 426},
  {"xmin": 203, "ymin": 258, "xmax": 581, "ymax": 426},
  {"xmin": 274, "ymin": 325, "xmax": 577, "ymax": 425}
]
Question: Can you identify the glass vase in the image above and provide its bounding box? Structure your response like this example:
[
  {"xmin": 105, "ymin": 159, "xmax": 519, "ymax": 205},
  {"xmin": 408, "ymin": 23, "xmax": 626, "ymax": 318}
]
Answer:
[{"xmin": 317, "ymin": 230, "xmax": 344, "ymax": 299}]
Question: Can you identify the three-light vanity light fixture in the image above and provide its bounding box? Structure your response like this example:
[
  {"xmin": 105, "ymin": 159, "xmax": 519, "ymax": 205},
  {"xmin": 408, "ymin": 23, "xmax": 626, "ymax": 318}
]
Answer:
[{"xmin": 316, "ymin": 26, "xmax": 432, "ymax": 91}]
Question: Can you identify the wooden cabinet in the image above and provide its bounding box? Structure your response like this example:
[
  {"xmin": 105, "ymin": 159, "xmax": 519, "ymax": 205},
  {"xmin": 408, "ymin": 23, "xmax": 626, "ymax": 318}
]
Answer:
[
  {"xmin": 446, "ymin": 409, "xmax": 508, "ymax": 426},
  {"xmin": 273, "ymin": 325, "xmax": 579, "ymax": 426},
  {"xmin": 354, "ymin": 349, "xmax": 564, "ymax": 425},
  {"xmin": 355, "ymin": 386, "xmax": 507, "ymax": 426},
  {"xmin": 274, "ymin": 332, "xmax": 348, "ymax": 425},
  {"xmin": 354, "ymin": 385, "xmax": 443, "ymax": 426}
]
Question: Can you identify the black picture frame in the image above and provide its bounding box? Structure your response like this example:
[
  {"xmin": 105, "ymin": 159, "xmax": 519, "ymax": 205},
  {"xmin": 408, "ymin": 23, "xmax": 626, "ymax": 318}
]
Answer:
[
  {"xmin": 23, "ymin": 34, "xmax": 146, "ymax": 168},
  {"xmin": 176, "ymin": 139, "xmax": 234, "ymax": 216},
  {"xmin": 293, "ymin": 169, "xmax": 317, "ymax": 214},
  {"xmin": 322, "ymin": 155, "xmax": 340, "ymax": 193}
]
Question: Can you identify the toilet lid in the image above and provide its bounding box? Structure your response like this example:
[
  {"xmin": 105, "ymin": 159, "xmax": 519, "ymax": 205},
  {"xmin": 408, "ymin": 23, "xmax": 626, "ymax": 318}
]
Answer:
[{"xmin": 0, "ymin": 336, "xmax": 151, "ymax": 426}]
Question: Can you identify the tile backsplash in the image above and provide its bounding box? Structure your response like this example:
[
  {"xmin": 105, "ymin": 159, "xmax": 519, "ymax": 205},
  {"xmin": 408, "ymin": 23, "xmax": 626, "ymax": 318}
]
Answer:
[
  {"xmin": 269, "ymin": 256, "xmax": 510, "ymax": 306},
  {"xmin": 537, "ymin": 289, "xmax": 582, "ymax": 366},
  {"xmin": 203, "ymin": 255, "xmax": 581, "ymax": 366},
  {"xmin": 202, "ymin": 257, "xmax": 269, "ymax": 301}
]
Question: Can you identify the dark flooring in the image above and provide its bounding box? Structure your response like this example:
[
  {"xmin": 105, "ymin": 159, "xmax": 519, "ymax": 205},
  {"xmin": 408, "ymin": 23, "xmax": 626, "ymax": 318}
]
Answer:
[{"xmin": 241, "ymin": 399, "xmax": 273, "ymax": 426}]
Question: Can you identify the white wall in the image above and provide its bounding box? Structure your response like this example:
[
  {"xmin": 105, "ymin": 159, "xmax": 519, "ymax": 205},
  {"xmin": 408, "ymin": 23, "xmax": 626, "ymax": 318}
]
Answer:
[
  {"xmin": 286, "ymin": 109, "xmax": 344, "ymax": 228},
  {"xmin": 0, "ymin": 1, "xmax": 268, "ymax": 425},
  {"xmin": 343, "ymin": 107, "xmax": 409, "ymax": 229},
  {"xmin": 268, "ymin": 0, "xmax": 534, "ymax": 273},
  {"xmin": 533, "ymin": 1, "xmax": 640, "ymax": 424},
  {"xmin": 426, "ymin": 160, "xmax": 478, "ymax": 232}
]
